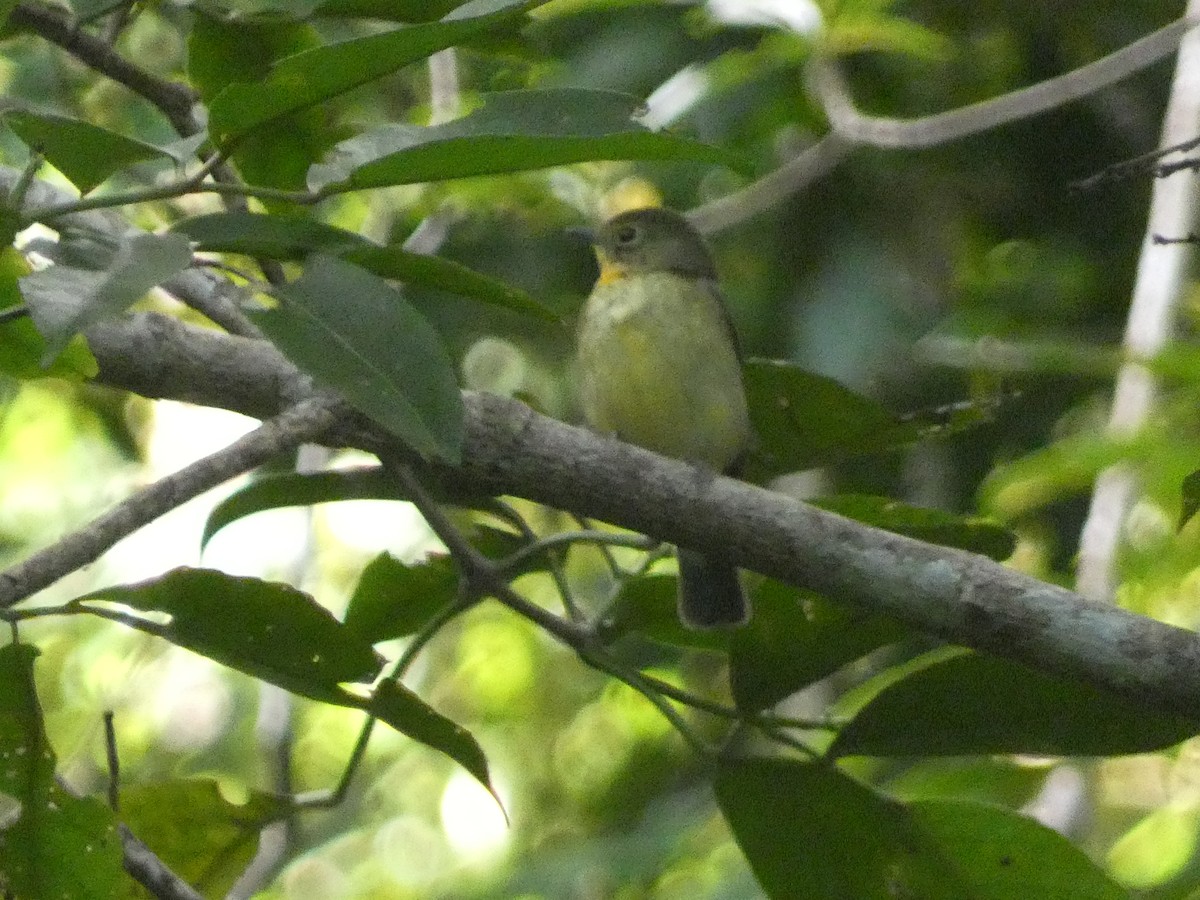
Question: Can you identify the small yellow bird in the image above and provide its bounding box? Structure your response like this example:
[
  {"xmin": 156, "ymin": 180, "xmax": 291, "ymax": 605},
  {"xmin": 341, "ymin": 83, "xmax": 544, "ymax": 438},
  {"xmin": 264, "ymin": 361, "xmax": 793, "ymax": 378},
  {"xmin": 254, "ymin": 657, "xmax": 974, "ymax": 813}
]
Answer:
[{"xmin": 576, "ymin": 207, "xmax": 752, "ymax": 628}]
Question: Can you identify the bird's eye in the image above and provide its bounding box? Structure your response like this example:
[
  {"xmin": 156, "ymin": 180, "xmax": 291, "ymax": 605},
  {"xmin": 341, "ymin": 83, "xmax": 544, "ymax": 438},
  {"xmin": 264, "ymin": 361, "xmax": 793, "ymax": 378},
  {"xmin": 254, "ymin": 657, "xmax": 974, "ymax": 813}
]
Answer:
[{"xmin": 615, "ymin": 224, "xmax": 640, "ymax": 245}]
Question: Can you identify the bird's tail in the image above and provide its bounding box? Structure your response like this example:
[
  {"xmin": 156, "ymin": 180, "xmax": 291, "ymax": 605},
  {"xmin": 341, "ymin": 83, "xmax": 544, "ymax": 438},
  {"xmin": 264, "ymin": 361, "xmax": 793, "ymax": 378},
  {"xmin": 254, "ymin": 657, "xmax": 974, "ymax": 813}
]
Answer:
[{"xmin": 676, "ymin": 548, "xmax": 750, "ymax": 629}]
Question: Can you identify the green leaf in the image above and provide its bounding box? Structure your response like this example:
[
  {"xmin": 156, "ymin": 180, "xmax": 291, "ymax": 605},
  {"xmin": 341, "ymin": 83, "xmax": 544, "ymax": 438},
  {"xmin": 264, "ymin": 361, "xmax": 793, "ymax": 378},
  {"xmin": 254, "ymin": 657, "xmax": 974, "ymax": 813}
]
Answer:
[
  {"xmin": 202, "ymin": 466, "xmax": 402, "ymax": 549},
  {"xmin": 600, "ymin": 573, "xmax": 730, "ymax": 652},
  {"xmin": 909, "ymin": 799, "xmax": 1129, "ymax": 899},
  {"xmin": 980, "ymin": 433, "xmax": 1129, "ymax": 520},
  {"xmin": 344, "ymin": 552, "xmax": 459, "ymax": 644},
  {"xmin": 314, "ymin": 0, "xmax": 465, "ymax": 20},
  {"xmin": 717, "ymin": 758, "xmax": 1127, "ymax": 900},
  {"xmin": 173, "ymin": 211, "xmax": 371, "ymax": 258},
  {"xmin": 4, "ymin": 110, "xmax": 171, "ymax": 193},
  {"xmin": 884, "ymin": 757, "xmax": 1050, "ymax": 809},
  {"xmin": 188, "ymin": 11, "xmax": 336, "ymax": 195},
  {"xmin": 830, "ymin": 650, "xmax": 1198, "ymax": 757},
  {"xmin": 716, "ymin": 758, "xmax": 966, "ymax": 900},
  {"xmin": 254, "ymin": 254, "xmax": 464, "ymax": 462},
  {"xmin": 742, "ymin": 359, "xmax": 917, "ymax": 480},
  {"xmin": 20, "ymin": 232, "xmax": 192, "ymax": 364},
  {"xmin": 67, "ymin": 0, "xmax": 128, "ymax": 22},
  {"xmin": 1181, "ymin": 468, "xmax": 1200, "ymax": 527},
  {"xmin": 189, "ymin": 10, "xmax": 322, "ymax": 111},
  {"xmin": 814, "ymin": 495, "xmax": 1016, "ymax": 561},
  {"xmin": 824, "ymin": 14, "xmax": 953, "ymax": 60},
  {"xmin": 730, "ymin": 580, "xmax": 908, "ymax": 711},
  {"xmin": 200, "ymin": 0, "xmax": 325, "ymax": 16},
  {"xmin": 307, "ymin": 88, "xmax": 748, "ymax": 192},
  {"xmin": 0, "ymin": 644, "xmax": 125, "ymax": 899},
  {"xmin": 120, "ymin": 780, "xmax": 292, "ymax": 898},
  {"xmin": 1107, "ymin": 805, "xmax": 1200, "ymax": 890},
  {"xmin": 70, "ymin": 571, "xmax": 494, "ymax": 797},
  {"xmin": 0, "ymin": 247, "xmax": 97, "ymax": 380},
  {"xmin": 345, "ymin": 245, "xmax": 558, "ymax": 320},
  {"xmin": 73, "ymin": 568, "xmax": 383, "ymax": 701},
  {"xmin": 171, "ymin": 212, "xmax": 557, "ymax": 319},
  {"xmin": 207, "ymin": 1, "xmax": 535, "ymax": 143},
  {"xmin": 367, "ymin": 678, "xmax": 500, "ymax": 804}
]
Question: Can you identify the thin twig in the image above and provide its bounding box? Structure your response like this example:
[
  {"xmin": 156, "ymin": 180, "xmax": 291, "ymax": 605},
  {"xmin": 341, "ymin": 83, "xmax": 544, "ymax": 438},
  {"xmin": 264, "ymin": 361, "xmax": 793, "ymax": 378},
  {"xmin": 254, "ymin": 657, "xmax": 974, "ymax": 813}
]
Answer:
[
  {"xmin": 8, "ymin": 150, "xmax": 45, "ymax": 213},
  {"xmin": 0, "ymin": 305, "xmax": 30, "ymax": 325},
  {"xmin": 379, "ymin": 450, "xmax": 595, "ymax": 645},
  {"xmin": 1072, "ymin": 134, "xmax": 1200, "ymax": 190},
  {"xmin": 570, "ymin": 514, "xmax": 626, "ymax": 580},
  {"xmin": 1076, "ymin": 0, "xmax": 1200, "ymax": 601},
  {"xmin": 104, "ymin": 710, "xmax": 120, "ymax": 812},
  {"xmin": 380, "ymin": 454, "xmax": 719, "ymax": 752},
  {"xmin": 691, "ymin": 16, "xmax": 1197, "ymax": 233},
  {"xmin": 578, "ymin": 650, "xmax": 713, "ymax": 755},
  {"xmin": 498, "ymin": 528, "xmax": 660, "ymax": 574},
  {"xmin": 118, "ymin": 824, "xmax": 205, "ymax": 900},
  {"xmin": 295, "ymin": 595, "xmax": 469, "ymax": 811},
  {"xmin": 24, "ymin": 178, "xmax": 323, "ymax": 224},
  {"xmin": 492, "ymin": 502, "xmax": 584, "ymax": 620},
  {"xmin": 9, "ymin": 2, "xmax": 199, "ymax": 138},
  {"xmin": 815, "ymin": 17, "xmax": 1196, "ymax": 149},
  {"xmin": 0, "ymin": 396, "xmax": 342, "ymax": 609}
]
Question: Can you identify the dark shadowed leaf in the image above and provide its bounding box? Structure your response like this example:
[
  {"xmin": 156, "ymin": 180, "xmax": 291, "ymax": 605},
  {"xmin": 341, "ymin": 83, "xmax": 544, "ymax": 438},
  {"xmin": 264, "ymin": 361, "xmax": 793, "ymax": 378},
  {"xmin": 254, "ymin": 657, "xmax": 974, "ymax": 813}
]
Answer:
[
  {"xmin": 599, "ymin": 573, "xmax": 729, "ymax": 652},
  {"xmin": 207, "ymin": 1, "xmax": 535, "ymax": 143},
  {"xmin": 907, "ymin": 799, "xmax": 1129, "ymax": 899},
  {"xmin": 368, "ymin": 678, "xmax": 499, "ymax": 803},
  {"xmin": 730, "ymin": 580, "xmax": 908, "ymax": 711},
  {"xmin": 4, "ymin": 109, "xmax": 172, "ymax": 193},
  {"xmin": 172, "ymin": 212, "xmax": 555, "ymax": 318},
  {"xmin": 202, "ymin": 467, "xmax": 402, "ymax": 549},
  {"xmin": 815, "ymin": 495, "xmax": 1016, "ymax": 561},
  {"xmin": 344, "ymin": 552, "xmax": 459, "ymax": 644},
  {"xmin": 716, "ymin": 758, "xmax": 964, "ymax": 900},
  {"xmin": 830, "ymin": 650, "xmax": 1198, "ymax": 758},
  {"xmin": 73, "ymin": 568, "xmax": 383, "ymax": 699},
  {"xmin": 717, "ymin": 758, "xmax": 1126, "ymax": 900},
  {"xmin": 201, "ymin": 467, "xmax": 511, "ymax": 550},
  {"xmin": 742, "ymin": 359, "xmax": 919, "ymax": 480},
  {"xmin": 253, "ymin": 254, "xmax": 464, "ymax": 462},
  {"xmin": 307, "ymin": 89, "xmax": 748, "ymax": 192},
  {"xmin": 20, "ymin": 232, "xmax": 192, "ymax": 364},
  {"xmin": 345, "ymin": 245, "xmax": 557, "ymax": 319},
  {"xmin": 120, "ymin": 781, "xmax": 292, "ymax": 898},
  {"xmin": 67, "ymin": 0, "xmax": 129, "ymax": 21},
  {"xmin": 188, "ymin": 11, "xmax": 333, "ymax": 195},
  {"xmin": 0, "ymin": 247, "xmax": 96, "ymax": 379},
  {"xmin": 315, "ymin": 0, "xmax": 464, "ymax": 20},
  {"xmin": 0, "ymin": 644, "xmax": 125, "ymax": 899},
  {"xmin": 1182, "ymin": 468, "xmax": 1200, "ymax": 527},
  {"xmin": 173, "ymin": 211, "xmax": 370, "ymax": 259},
  {"xmin": 341, "ymin": 524, "xmax": 539, "ymax": 644}
]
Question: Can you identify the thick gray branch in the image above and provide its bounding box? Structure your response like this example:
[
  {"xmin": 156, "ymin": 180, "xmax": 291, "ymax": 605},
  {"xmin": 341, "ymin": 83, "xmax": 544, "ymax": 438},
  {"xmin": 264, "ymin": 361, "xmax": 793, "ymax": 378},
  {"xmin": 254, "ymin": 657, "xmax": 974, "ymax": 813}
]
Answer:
[{"xmin": 83, "ymin": 312, "xmax": 1200, "ymax": 718}]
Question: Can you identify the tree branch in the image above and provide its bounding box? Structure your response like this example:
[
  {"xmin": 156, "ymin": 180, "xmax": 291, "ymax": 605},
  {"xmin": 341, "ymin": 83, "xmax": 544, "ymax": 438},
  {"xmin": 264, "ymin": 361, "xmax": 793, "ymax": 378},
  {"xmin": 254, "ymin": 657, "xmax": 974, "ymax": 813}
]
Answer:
[
  {"xmin": 691, "ymin": 16, "xmax": 1198, "ymax": 232},
  {"xmin": 9, "ymin": 2, "xmax": 200, "ymax": 138},
  {"xmin": 118, "ymin": 824, "xmax": 205, "ymax": 900},
  {"xmin": 74, "ymin": 312, "xmax": 1200, "ymax": 719},
  {"xmin": 1076, "ymin": 0, "xmax": 1200, "ymax": 601},
  {"xmin": 0, "ymin": 395, "xmax": 341, "ymax": 609}
]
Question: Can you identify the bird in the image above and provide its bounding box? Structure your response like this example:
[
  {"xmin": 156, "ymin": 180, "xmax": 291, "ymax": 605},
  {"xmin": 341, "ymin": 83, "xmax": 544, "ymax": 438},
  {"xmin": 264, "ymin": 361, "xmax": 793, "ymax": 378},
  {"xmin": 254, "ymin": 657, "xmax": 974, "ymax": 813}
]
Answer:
[{"xmin": 576, "ymin": 206, "xmax": 752, "ymax": 629}]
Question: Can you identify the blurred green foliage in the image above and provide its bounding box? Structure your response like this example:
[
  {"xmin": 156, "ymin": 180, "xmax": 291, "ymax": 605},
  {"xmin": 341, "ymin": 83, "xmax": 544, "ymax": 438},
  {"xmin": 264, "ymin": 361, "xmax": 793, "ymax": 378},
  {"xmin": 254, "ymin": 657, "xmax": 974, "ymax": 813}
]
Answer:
[{"xmin": 2, "ymin": 0, "xmax": 1200, "ymax": 898}]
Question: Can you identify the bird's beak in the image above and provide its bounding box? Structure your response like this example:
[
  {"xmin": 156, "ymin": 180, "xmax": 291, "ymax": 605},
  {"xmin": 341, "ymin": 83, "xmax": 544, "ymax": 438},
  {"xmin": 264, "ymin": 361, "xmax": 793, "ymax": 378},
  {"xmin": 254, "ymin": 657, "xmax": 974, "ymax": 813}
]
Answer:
[
  {"xmin": 566, "ymin": 226, "xmax": 596, "ymax": 244},
  {"xmin": 593, "ymin": 246, "xmax": 628, "ymax": 285}
]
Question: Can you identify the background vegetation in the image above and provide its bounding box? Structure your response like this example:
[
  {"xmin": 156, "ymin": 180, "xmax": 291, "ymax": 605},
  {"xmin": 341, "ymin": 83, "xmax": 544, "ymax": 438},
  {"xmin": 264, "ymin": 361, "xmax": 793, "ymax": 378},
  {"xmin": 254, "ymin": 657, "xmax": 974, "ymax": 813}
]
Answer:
[{"xmin": 2, "ymin": 0, "xmax": 1200, "ymax": 897}]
